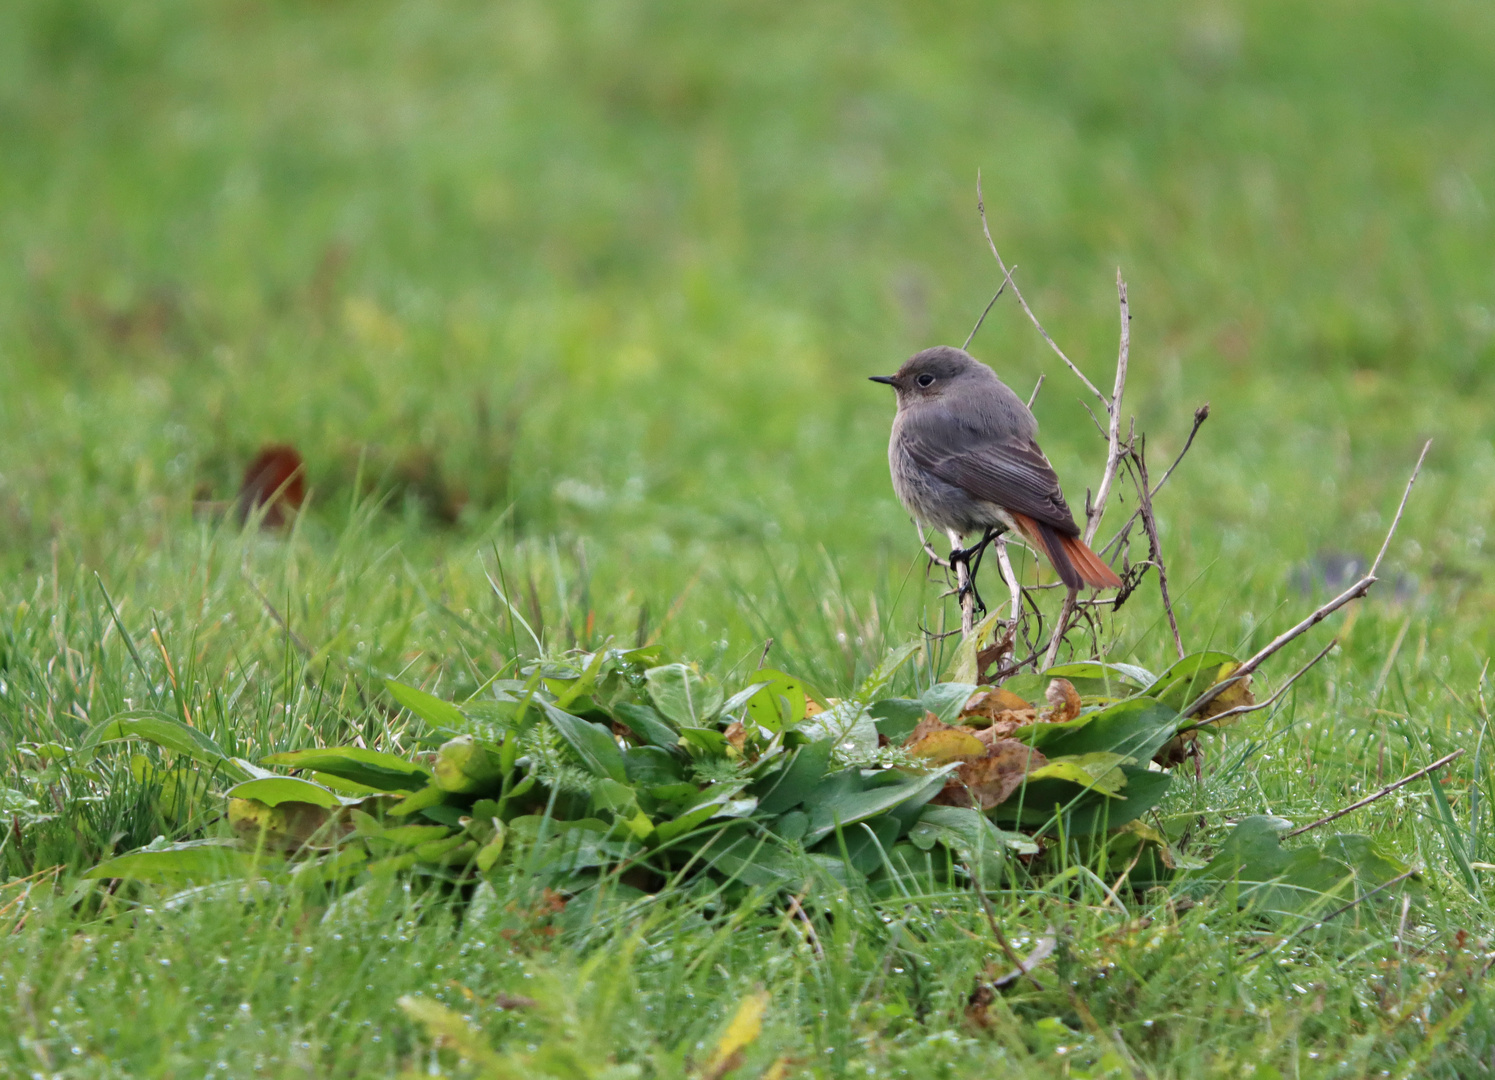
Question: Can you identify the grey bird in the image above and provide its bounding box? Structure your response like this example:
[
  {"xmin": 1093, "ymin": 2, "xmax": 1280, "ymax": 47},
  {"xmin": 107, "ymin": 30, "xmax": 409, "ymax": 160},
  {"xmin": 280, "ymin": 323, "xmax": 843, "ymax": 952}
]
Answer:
[{"xmin": 871, "ymin": 346, "xmax": 1122, "ymax": 591}]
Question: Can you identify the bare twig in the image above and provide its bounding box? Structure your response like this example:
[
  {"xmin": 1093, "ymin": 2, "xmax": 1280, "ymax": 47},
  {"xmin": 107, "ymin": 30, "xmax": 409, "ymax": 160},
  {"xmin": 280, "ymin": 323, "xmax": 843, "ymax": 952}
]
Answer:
[
  {"xmin": 916, "ymin": 523, "xmax": 951, "ymax": 569},
  {"xmin": 1282, "ymin": 749, "xmax": 1463, "ymax": 839},
  {"xmin": 976, "ymin": 172, "xmax": 1107, "ymax": 406},
  {"xmin": 995, "ymin": 536, "xmax": 1022, "ymax": 623},
  {"xmin": 962, "ymin": 272, "xmax": 1013, "ymax": 351},
  {"xmin": 1084, "ymin": 271, "xmax": 1130, "ymax": 546},
  {"xmin": 757, "ymin": 638, "xmax": 774, "ymax": 670},
  {"xmin": 1175, "ymin": 637, "xmax": 1339, "ymax": 737},
  {"xmin": 1101, "ymin": 404, "xmax": 1211, "ymax": 557},
  {"xmin": 1130, "ymin": 437, "xmax": 1184, "ymax": 659},
  {"xmin": 1040, "ymin": 272, "xmax": 1131, "ymax": 669},
  {"xmin": 992, "ymin": 934, "xmax": 1058, "ymax": 990},
  {"xmin": 968, "ymin": 865, "xmax": 1043, "ymax": 990},
  {"xmin": 1184, "ymin": 440, "xmax": 1431, "ymax": 718},
  {"xmin": 1026, "ymin": 374, "xmax": 1045, "ymax": 410}
]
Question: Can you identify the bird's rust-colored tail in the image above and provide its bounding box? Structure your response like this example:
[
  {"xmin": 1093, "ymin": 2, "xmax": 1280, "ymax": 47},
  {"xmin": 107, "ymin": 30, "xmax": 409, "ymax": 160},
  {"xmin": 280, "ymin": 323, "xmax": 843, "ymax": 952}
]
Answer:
[{"xmin": 1011, "ymin": 513, "xmax": 1123, "ymax": 591}]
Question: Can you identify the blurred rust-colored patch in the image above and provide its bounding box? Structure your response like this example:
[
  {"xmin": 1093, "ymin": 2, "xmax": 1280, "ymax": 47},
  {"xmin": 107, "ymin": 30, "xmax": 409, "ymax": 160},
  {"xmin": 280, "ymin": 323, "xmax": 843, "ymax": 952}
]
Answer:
[{"xmin": 238, "ymin": 445, "xmax": 306, "ymax": 527}]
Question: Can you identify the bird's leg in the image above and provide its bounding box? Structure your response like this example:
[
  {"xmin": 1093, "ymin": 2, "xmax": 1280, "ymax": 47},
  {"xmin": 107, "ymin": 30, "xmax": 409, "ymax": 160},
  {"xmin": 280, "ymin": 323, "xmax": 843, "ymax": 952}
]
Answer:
[{"xmin": 945, "ymin": 529, "xmax": 989, "ymax": 618}]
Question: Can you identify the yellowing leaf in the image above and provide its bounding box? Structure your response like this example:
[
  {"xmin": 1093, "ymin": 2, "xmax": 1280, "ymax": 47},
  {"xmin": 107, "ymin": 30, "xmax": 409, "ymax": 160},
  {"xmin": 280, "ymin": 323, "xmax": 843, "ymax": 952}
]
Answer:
[
  {"xmin": 1026, "ymin": 752, "xmax": 1131, "ymax": 797},
  {"xmin": 935, "ymin": 740, "xmax": 1049, "ymax": 810},
  {"xmin": 701, "ymin": 991, "xmax": 769, "ymax": 1080},
  {"xmin": 1199, "ymin": 662, "xmax": 1256, "ymax": 723},
  {"xmin": 906, "ymin": 728, "xmax": 986, "ymax": 764}
]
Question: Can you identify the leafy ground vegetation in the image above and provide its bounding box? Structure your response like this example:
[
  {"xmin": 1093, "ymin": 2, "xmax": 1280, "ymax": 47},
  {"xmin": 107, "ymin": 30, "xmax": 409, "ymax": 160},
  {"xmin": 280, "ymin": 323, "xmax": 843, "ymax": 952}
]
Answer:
[{"xmin": 4, "ymin": 0, "xmax": 1495, "ymax": 1076}]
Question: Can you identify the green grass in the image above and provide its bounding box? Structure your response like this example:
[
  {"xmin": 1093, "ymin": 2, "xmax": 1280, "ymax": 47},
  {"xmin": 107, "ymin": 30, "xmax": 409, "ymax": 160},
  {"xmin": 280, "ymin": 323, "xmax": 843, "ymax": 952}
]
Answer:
[{"xmin": 3, "ymin": 0, "xmax": 1495, "ymax": 1075}]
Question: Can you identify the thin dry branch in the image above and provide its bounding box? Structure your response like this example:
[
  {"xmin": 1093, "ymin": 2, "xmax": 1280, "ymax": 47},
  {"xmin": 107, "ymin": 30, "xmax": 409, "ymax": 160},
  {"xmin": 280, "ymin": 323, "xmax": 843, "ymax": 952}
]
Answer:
[
  {"xmin": 963, "ymin": 273, "xmax": 1013, "ymax": 351},
  {"xmin": 976, "ymin": 172, "xmax": 1108, "ymax": 407},
  {"xmin": 1101, "ymin": 404, "xmax": 1211, "ymax": 557},
  {"xmin": 1026, "ymin": 373, "xmax": 1045, "ymax": 410},
  {"xmin": 1041, "ymin": 273, "xmax": 1132, "ymax": 668},
  {"xmin": 968, "ymin": 865, "xmax": 1043, "ymax": 990},
  {"xmin": 1084, "ymin": 271, "xmax": 1130, "ymax": 547},
  {"xmin": 995, "ymin": 536, "xmax": 1022, "ymax": 623},
  {"xmin": 1183, "ymin": 440, "xmax": 1431, "ymax": 718},
  {"xmin": 1130, "ymin": 437, "xmax": 1184, "ymax": 659},
  {"xmin": 1175, "ymin": 637, "xmax": 1339, "ymax": 737},
  {"xmin": 1282, "ymin": 749, "xmax": 1463, "ymax": 839},
  {"xmin": 916, "ymin": 523, "xmax": 952, "ymax": 569}
]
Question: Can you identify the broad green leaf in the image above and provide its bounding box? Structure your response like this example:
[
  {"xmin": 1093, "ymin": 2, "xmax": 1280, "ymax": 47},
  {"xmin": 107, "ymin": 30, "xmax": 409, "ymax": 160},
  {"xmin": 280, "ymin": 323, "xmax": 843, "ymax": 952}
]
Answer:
[
  {"xmin": 1044, "ymin": 661, "xmax": 1154, "ymax": 699},
  {"xmin": 1019, "ymin": 697, "xmax": 1179, "ymax": 762},
  {"xmin": 590, "ymin": 778, "xmax": 638, "ymax": 813},
  {"xmin": 921, "ymin": 683, "xmax": 977, "ymax": 724},
  {"xmin": 695, "ymin": 825, "xmax": 806, "ymax": 888},
  {"xmin": 615, "ymin": 703, "xmax": 681, "ymax": 749},
  {"xmin": 814, "ymin": 814, "xmax": 903, "ymax": 877},
  {"xmin": 310, "ymin": 771, "xmax": 387, "ymax": 796},
  {"xmin": 720, "ymin": 680, "xmax": 772, "ymax": 718},
  {"xmin": 226, "ymin": 776, "xmax": 355, "ymax": 808},
  {"xmin": 803, "ymin": 766, "xmax": 953, "ymax": 846},
  {"xmin": 909, "ymin": 805, "xmax": 1039, "ymax": 857},
  {"xmin": 541, "ymin": 702, "xmax": 629, "ymax": 782},
  {"xmin": 743, "ymin": 669, "xmax": 807, "ymax": 732},
  {"xmin": 385, "ymin": 679, "xmax": 471, "ymax": 732},
  {"xmin": 799, "ymin": 701, "xmax": 878, "ymax": 758},
  {"xmin": 755, "ymin": 739, "xmax": 834, "ymax": 815},
  {"xmin": 387, "ymin": 782, "xmax": 449, "ymax": 817},
  {"xmin": 1025, "ymin": 753, "xmax": 1131, "ymax": 797},
  {"xmin": 653, "ymin": 784, "xmax": 749, "ymax": 844},
  {"xmin": 261, "ymin": 747, "xmax": 430, "ymax": 792},
  {"xmin": 645, "ymin": 664, "xmax": 724, "ymax": 728},
  {"xmin": 432, "ymin": 735, "xmax": 503, "ymax": 794},
  {"xmin": 83, "ymin": 712, "xmax": 248, "ymax": 781},
  {"xmin": 1145, "ymin": 652, "xmax": 1240, "ymax": 712},
  {"xmin": 677, "ymin": 727, "xmax": 729, "ymax": 756},
  {"xmin": 623, "ymin": 746, "xmax": 684, "ymax": 786},
  {"xmin": 85, "ymin": 839, "xmax": 261, "ymax": 883},
  {"xmin": 869, "ymin": 699, "xmax": 926, "ymax": 742},
  {"xmin": 994, "ymin": 767, "xmax": 1171, "ymax": 836}
]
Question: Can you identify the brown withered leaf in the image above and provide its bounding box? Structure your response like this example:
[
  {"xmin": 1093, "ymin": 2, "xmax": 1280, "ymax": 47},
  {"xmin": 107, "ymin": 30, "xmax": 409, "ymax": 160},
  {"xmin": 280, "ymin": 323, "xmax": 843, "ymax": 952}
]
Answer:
[
  {"xmin": 934, "ymin": 739, "xmax": 1048, "ymax": 810},
  {"xmin": 724, "ymin": 721, "xmax": 748, "ymax": 752},
  {"xmin": 1039, "ymin": 678, "xmax": 1082, "ymax": 723},
  {"xmin": 960, "ymin": 686, "xmax": 1034, "ymax": 719},
  {"xmin": 904, "ymin": 712, "xmax": 952, "ymax": 746},
  {"xmin": 975, "ymin": 627, "xmax": 1015, "ymax": 680},
  {"xmin": 965, "ymin": 981, "xmax": 996, "ymax": 1030},
  {"xmin": 961, "ymin": 687, "xmax": 1039, "ymax": 738},
  {"xmin": 237, "ymin": 444, "xmax": 306, "ymax": 527}
]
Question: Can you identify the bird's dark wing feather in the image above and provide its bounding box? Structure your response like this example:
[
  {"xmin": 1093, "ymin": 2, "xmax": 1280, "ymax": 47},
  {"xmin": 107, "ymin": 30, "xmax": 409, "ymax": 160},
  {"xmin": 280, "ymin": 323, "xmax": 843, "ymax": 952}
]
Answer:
[{"xmin": 900, "ymin": 415, "xmax": 1079, "ymax": 535}]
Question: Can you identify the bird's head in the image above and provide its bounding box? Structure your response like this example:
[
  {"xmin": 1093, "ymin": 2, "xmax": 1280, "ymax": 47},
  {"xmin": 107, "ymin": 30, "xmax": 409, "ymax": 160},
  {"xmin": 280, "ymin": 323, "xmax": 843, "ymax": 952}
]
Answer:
[{"xmin": 869, "ymin": 346, "xmax": 994, "ymax": 407}]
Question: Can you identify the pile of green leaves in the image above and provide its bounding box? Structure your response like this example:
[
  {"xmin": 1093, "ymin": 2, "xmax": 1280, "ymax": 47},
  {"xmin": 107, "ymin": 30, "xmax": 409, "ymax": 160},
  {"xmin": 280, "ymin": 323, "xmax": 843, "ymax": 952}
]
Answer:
[{"xmin": 74, "ymin": 640, "xmax": 1413, "ymax": 918}]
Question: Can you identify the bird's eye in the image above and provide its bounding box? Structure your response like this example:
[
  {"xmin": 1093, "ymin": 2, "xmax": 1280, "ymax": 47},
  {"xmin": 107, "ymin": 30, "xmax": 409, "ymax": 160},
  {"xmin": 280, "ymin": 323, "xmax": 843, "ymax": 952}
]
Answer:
[{"xmin": 916, "ymin": 373, "xmax": 936, "ymax": 387}]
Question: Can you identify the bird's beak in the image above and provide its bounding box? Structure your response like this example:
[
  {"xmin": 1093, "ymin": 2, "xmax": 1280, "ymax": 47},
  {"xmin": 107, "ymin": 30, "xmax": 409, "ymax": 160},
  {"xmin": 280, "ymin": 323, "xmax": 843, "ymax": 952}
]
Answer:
[{"xmin": 868, "ymin": 375, "xmax": 896, "ymax": 385}]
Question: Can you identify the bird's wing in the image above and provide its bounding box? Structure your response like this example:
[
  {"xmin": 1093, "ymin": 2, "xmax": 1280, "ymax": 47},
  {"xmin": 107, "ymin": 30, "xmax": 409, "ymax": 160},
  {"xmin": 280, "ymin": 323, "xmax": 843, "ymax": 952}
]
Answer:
[{"xmin": 900, "ymin": 416, "xmax": 1079, "ymax": 535}]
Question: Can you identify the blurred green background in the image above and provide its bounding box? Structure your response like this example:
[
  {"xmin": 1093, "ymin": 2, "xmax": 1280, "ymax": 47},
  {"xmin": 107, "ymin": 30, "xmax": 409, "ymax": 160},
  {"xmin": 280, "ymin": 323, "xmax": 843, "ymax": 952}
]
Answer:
[
  {"xmin": 7, "ymin": 3, "xmax": 1495, "ymax": 1074},
  {"xmin": 1, "ymin": 0, "xmax": 1493, "ymax": 682}
]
